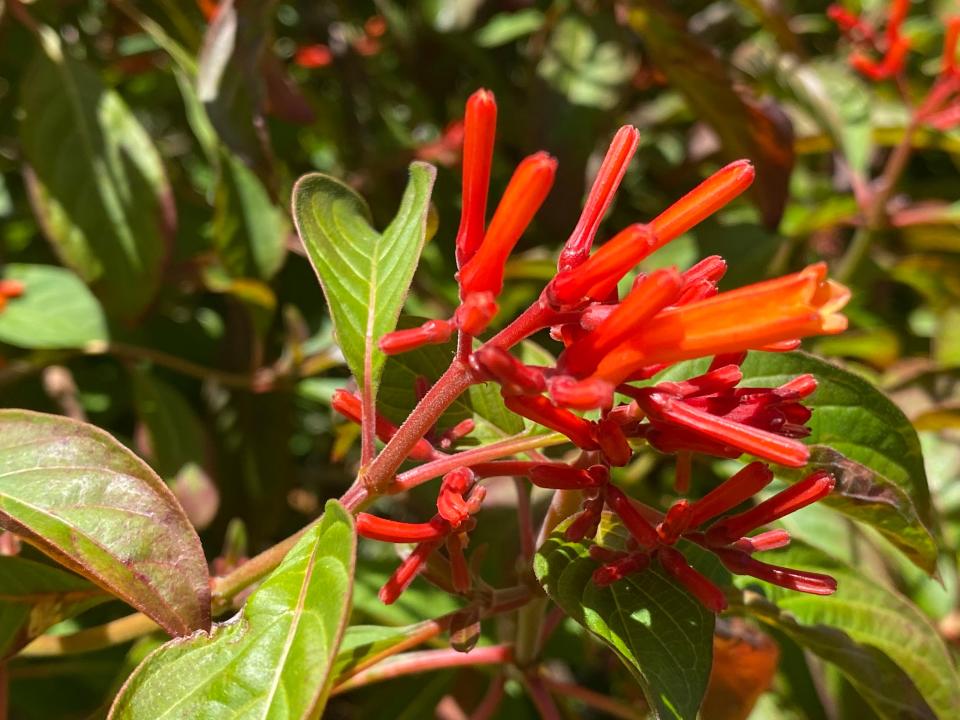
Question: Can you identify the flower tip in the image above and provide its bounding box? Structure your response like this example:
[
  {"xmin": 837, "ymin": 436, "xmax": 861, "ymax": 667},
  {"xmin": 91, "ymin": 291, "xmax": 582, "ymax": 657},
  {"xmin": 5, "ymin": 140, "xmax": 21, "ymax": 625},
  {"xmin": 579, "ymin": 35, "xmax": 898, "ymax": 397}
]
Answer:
[{"xmin": 468, "ymin": 87, "xmax": 497, "ymax": 109}]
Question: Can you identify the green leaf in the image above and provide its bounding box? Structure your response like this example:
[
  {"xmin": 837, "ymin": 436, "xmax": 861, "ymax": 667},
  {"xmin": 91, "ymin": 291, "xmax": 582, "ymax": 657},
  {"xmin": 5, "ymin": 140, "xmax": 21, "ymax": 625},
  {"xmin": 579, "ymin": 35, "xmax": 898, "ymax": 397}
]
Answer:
[
  {"xmin": 468, "ymin": 382, "xmax": 525, "ymax": 435},
  {"xmin": 109, "ymin": 500, "xmax": 356, "ymax": 720},
  {"xmin": 20, "ymin": 27, "xmax": 173, "ymax": 322},
  {"xmin": 0, "ymin": 264, "xmax": 107, "ymax": 349},
  {"xmin": 474, "ymin": 9, "xmax": 545, "ymax": 48},
  {"xmin": 736, "ymin": 542, "xmax": 960, "ymax": 720},
  {"xmin": 0, "ymin": 556, "xmax": 107, "ymax": 660},
  {"xmin": 537, "ymin": 16, "xmax": 637, "ymax": 110},
  {"xmin": 0, "ymin": 410, "xmax": 210, "ymax": 637},
  {"xmin": 131, "ymin": 369, "xmax": 207, "ymax": 480},
  {"xmin": 534, "ymin": 512, "xmax": 714, "ymax": 720},
  {"xmin": 293, "ymin": 163, "xmax": 436, "ymax": 400},
  {"xmin": 333, "ymin": 622, "xmax": 427, "ymax": 680},
  {"xmin": 653, "ymin": 351, "xmax": 937, "ymax": 575},
  {"xmin": 213, "ymin": 152, "xmax": 289, "ymax": 280}
]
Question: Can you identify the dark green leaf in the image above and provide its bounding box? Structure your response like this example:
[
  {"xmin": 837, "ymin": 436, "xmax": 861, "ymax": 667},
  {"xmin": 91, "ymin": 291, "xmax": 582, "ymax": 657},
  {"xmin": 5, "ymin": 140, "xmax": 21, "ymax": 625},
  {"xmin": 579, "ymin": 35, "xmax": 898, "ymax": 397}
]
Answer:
[
  {"xmin": 0, "ymin": 264, "xmax": 107, "ymax": 349},
  {"xmin": 0, "ymin": 556, "xmax": 107, "ymax": 660},
  {"xmin": 629, "ymin": 1, "xmax": 794, "ymax": 227},
  {"xmin": 654, "ymin": 351, "xmax": 937, "ymax": 575},
  {"xmin": 20, "ymin": 27, "xmax": 173, "ymax": 321},
  {"xmin": 131, "ymin": 369, "xmax": 207, "ymax": 480},
  {"xmin": 213, "ymin": 152, "xmax": 289, "ymax": 280},
  {"xmin": 197, "ymin": 0, "xmax": 277, "ymax": 178},
  {"xmin": 534, "ymin": 512, "xmax": 714, "ymax": 720},
  {"xmin": 293, "ymin": 163, "xmax": 436, "ymax": 400},
  {"xmin": 537, "ymin": 16, "xmax": 637, "ymax": 110},
  {"xmin": 0, "ymin": 410, "xmax": 210, "ymax": 637},
  {"xmin": 736, "ymin": 542, "xmax": 960, "ymax": 720},
  {"xmin": 474, "ymin": 9, "xmax": 545, "ymax": 48},
  {"xmin": 109, "ymin": 500, "xmax": 356, "ymax": 719}
]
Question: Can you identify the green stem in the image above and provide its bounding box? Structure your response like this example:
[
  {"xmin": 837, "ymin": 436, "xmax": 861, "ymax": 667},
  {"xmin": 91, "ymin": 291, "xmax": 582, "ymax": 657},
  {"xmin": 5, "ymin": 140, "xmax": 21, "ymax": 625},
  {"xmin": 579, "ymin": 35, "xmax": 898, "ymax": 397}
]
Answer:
[{"xmin": 19, "ymin": 613, "xmax": 160, "ymax": 657}]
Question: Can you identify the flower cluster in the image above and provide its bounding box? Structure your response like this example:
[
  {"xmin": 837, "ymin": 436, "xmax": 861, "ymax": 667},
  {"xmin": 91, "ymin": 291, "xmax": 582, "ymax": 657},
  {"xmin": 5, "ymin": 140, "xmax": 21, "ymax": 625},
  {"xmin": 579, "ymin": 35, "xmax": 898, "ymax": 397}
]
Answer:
[
  {"xmin": 829, "ymin": 2, "xmax": 960, "ymax": 130},
  {"xmin": 343, "ymin": 89, "xmax": 850, "ymax": 611}
]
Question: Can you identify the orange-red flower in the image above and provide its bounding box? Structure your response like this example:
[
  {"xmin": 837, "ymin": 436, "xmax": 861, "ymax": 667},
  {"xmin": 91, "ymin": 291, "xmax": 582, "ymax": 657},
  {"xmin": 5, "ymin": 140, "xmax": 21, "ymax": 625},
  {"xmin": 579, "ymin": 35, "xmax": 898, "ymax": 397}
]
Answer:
[{"xmin": 576, "ymin": 263, "xmax": 848, "ymax": 387}]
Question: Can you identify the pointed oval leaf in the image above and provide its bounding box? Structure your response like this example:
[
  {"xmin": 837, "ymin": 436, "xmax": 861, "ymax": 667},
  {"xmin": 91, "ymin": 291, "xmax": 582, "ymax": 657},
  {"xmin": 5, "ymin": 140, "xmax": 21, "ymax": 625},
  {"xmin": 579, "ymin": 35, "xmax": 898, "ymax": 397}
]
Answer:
[
  {"xmin": 293, "ymin": 163, "xmax": 436, "ymax": 399},
  {"xmin": 0, "ymin": 410, "xmax": 210, "ymax": 636},
  {"xmin": 109, "ymin": 499, "xmax": 356, "ymax": 720},
  {"xmin": 534, "ymin": 512, "xmax": 714, "ymax": 720},
  {"xmin": 735, "ymin": 542, "xmax": 960, "ymax": 720},
  {"xmin": 20, "ymin": 28, "xmax": 173, "ymax": 321},
  {"xmin": 0, "ymin": 264, "xmax": 107, "ymax": 349},
  {"xmin": 0, "ymin": 556, "xmax": 107, "ymax": 660},
  {"xmin": 652, "ymin": 351, "xmax": 937, "ymax": 575}
]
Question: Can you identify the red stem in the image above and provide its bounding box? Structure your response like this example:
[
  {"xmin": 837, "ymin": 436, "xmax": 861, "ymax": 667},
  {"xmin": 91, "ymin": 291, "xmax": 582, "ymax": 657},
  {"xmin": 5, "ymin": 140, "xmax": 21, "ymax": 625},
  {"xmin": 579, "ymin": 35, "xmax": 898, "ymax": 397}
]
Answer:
[
  {"xmin": 514, "ymin": 478, "xmax": 535, "ymax": 560},
  {"xmin": 523, "ymin": 674, "xmax": 563, "ymax": 720},
  {"xmin": 390, "ymin": 432, "xmax": 566, "ymax": 493},
  {"xmin": 331, "ymin": 645, "xmax": 513, "ymax": 695},
  {"xmin": 469, "ymin": 674, "xmax": 506, "ymax": 720},
  {"xmin": 539, "ymin": 676, "xmax": 645, "ymax": 720}
]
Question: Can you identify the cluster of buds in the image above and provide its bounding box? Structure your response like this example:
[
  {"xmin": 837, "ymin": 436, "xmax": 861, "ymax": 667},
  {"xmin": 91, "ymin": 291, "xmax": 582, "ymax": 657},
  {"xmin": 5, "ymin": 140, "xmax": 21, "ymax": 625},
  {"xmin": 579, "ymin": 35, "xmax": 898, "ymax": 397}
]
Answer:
[
  {"xmin": 828, "ymin": 0, "xmax": 911, "ymax": 80},
  {"xmin": 586, "ymin": 463, "xmax": 836, "ymax": 612},
  {"xmin": 356, "ymin": 468, "xmax": 484, "ymax": 603},
  {"xmin": 829, "ymin": 2, "xmax": 960, "ymax": 130},
  {"xmin": 355, "ymin": 88, "xmax": 850, "ymax": 610}
]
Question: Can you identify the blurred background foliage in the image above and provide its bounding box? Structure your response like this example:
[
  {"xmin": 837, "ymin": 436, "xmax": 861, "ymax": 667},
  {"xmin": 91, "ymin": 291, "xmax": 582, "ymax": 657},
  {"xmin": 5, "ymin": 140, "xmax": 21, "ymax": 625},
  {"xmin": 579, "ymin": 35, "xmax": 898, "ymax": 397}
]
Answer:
[{"xmin": 0, "ymin": 0, "xmax": 958, "ymax": 717}]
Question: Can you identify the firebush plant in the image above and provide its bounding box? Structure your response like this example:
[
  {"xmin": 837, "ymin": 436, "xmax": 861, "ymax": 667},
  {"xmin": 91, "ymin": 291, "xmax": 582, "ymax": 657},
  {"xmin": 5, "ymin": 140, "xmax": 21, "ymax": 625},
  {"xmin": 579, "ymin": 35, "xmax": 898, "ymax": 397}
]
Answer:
[{"xmin": 0, "ymin": 1, "xmax": 958, "ymax": 719}]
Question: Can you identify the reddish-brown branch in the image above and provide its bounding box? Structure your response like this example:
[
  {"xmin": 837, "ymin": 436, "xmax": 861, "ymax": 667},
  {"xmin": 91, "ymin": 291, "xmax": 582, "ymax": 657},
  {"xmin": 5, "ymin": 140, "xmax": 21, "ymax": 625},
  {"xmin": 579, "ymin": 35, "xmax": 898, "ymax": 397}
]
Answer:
[
  {"xmin": 330, "ymin": 645, "xmax": 513, "ymax": 695},
  {"xmin": 539, "ymin": 676, "xmax": 646, "ymax": 720}
]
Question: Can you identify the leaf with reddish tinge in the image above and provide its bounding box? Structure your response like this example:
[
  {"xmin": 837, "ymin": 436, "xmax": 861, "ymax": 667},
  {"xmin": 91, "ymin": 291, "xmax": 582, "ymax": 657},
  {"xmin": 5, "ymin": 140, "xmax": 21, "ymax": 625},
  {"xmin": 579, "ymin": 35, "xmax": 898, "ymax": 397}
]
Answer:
[
  {"xmin": 0, "ymin": 556, "xmax": 108, "ymax": 660},
  {"xmin": 0, "ymin": 410, "xmax": 210, "ymax": 637},
  {"xmin": 627, "ymin": 2, "xmax": 794, "ymax": 228}
]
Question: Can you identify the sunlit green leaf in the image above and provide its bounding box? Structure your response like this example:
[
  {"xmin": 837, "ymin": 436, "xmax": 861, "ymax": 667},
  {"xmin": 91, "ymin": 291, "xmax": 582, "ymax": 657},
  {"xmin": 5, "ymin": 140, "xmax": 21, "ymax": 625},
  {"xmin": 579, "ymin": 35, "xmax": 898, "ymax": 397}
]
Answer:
[
  {"xmin": 110, "ymin": 500, "xmax": 356, "ymax": 719},
  {"xmin": 0, "ymin": 264, "xmax": 107, "ymax": 349},
  {"xmin": 20, "ymin": 27, "xmax": 173, "ymax": 321},
  {"xmin": 293, "ymin": 164, "xmax": 436, "ymax": 399},
  {"xmin": 535, "ymin": 513, "xmax": 714, "ymax": 720}
]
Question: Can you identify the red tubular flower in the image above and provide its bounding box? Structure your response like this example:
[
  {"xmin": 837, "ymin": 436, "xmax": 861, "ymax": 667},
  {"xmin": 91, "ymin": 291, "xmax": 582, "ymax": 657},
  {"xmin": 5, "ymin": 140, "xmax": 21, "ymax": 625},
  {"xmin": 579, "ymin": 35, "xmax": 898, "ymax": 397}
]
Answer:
[
  {"xmin": 595, "ymin": 417, "xmax": 632, "ymax": 466},
  {"xmin": 331, "ymin": 389, "xmax": 436, "ymax": 460},
  {"xmin": 649, "ymin": 160, "xmax": 755, "ymax": 250},
  {"xmin": 558, "ymin": 125, "xmax": 641, "ymax": 272},
  {"xmin": 639, "ymin": 391, "xmax": 811, "ymax": 468},
  {"xmin": 731, "ymin": 529, "xmax": 792, "ymax": 553},
  {"xmin": 593, "ymin": 551, "xmax": 650, "ymax": 586},
  {"xmin": 658, "ymin": 546, "xmax": 728, "ymax": 612},
  {"xmin": 455, "ymin": 89, "xmax": 497, "ymax": 267},
  {"xmin": 379, "ymin": 539, "xmax": 444, "ymax": 604},
  {"xmin": 886, "ymin": 0, "xmax": 909, "ymax": 44},
  {"xmin": 0, "ymin": 280, "xmax": 25, "ymax": 299},
  {"xmin": 944, "ymin": 17, "xmax": 960, "ymax": 74},
  {"xmin": 454, "ymin": 291, "xmax": 498, "ymax": 335},
  {"xmin": 686, "ymin": 462, "xmax": 774, "ymax": 528},
  {"xmin": 547, "ymin": 224, "xmax": 656, "ymax": 307},
  {"xmin": 379, "ymin": 319, "xmax": 454, "ymax": 355},
  {"xmin": 706, "ymin": 470, "xmax": 836, "ymax": 545},
  {"xmin": 295, "ymin": 44, "xmax": 333, "ymax": 69},
  {"xmin": 606, "ymin": 485, "xmax": 659, "ymax": 548},
  {"xmin": 548, "ymin": 376, "xmax": 616, "ymax": 410},
  {"xmin": 565, "ymin": 493, "xmax": 605, "ymax": 541},
  {"xmin": 356, "ymin": 514, "xmax": 449, "ymax": 543},
  {"xmin": 559, "ymin": 268, "xmax": 683, "ymax": 377},
  {"xmin": 827, "ymin": 4, "xmax": 861, "ymax": 33},
  {"xmin": 528, "ymin": 464, "xmax": 608, "ymax": 489},
  {"xmin": 657, "ymin": 499, "xmax": 692, "ymax": 544},
  {"xmin": 472, "ymin": 346, "xmax": 546, "ymax": 396},
  {"xmin": 502, "ymin": 394, "xmax": 598, "ymax": 449},
  {"xmin": 589, "ymin": 263, "xmax": 850, "ymax": 385},
  {"xmin": 458, "ymin": 152, "xmax": 558, "ymax": 297},
  {"xmin": 714, "ymin": 548, "xmax": 837, "ymax": 595}
]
